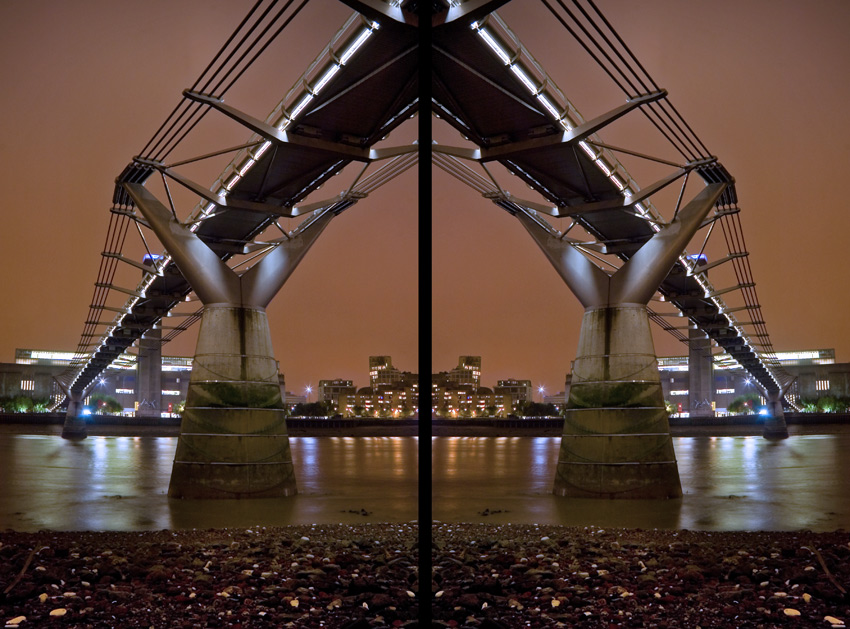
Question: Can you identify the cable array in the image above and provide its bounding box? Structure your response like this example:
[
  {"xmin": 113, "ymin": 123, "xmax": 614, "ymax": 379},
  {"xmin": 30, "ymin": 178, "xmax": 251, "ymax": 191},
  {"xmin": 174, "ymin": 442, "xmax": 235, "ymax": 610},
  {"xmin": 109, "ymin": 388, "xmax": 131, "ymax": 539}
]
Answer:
[
  {"xmin": 535, "ymin": 0, "xmax": 792, "ymax": 394},
  {"xmin": 539, "ymin": 0, "xmax": 711, "ymax": 163},
  {"xmin": 139, "ymin": 0, "xmax": 310, "ymax": 164}
]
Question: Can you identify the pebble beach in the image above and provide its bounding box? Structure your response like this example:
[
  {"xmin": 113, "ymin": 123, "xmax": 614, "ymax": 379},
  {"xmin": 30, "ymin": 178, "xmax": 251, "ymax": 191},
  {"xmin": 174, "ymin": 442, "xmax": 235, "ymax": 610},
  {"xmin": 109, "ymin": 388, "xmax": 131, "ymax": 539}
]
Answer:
[{"xmin": 3, "ymin": 523, "xmax": 850, "ymax": 627}]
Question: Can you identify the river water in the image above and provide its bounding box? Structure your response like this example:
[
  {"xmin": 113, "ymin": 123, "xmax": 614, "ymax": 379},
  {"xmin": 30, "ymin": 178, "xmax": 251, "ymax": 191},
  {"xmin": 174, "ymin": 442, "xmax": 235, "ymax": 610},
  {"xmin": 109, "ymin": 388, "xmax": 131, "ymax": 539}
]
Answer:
[{"xmin": 1, "ymin": 431, "xmax": 849, "ymax": 532}]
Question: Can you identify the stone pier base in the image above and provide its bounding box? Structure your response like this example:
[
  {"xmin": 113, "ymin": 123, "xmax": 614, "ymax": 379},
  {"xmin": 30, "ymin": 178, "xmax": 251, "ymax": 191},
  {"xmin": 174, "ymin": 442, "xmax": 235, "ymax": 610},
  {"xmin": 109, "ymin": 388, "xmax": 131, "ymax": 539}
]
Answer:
[
  {"xmin": 61, "ymin": 394, "xmax": 88, "ymax": 440},
  {"xmin": 554, "ymin": 305, "xmax": 682, "ymax": 499},
  {"xmin": 168, "ymin": 305, "xmax": 296, "ymax": 499}
]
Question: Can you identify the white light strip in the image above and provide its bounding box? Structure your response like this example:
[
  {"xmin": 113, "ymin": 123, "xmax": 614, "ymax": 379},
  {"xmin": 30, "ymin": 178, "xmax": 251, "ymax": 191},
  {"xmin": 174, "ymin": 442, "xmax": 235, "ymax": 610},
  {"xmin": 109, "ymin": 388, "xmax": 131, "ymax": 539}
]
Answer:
[
  {"xmin": 339, "ymin": 28, "xmax": 374, "ymax": 65},
  {"xmin": 471, "ymin": 19, "xmax": 783, "ymax": 392},
  {"xmin": 312, "ymin": 63, "xmax": 341, "ymax": 94},
  {"xmin": 475, "ymin": 27, "xmax": 511, "ymax": 64},
  {"xmin": 510, "ymin": 64, "xmax": 537, "ymax": 93},
  {"xmin": 254, "ymin": 140, "xmax": 272, "ymax": 160}
]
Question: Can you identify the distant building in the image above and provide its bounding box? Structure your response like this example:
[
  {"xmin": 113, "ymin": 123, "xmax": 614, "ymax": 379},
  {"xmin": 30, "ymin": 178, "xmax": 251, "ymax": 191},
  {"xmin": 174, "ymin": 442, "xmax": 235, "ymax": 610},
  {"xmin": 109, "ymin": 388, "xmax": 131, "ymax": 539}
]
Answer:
[
  {"xmin": 432, "ymin": 357, "xmax": 523, "ymax": 417},
  {"xmin": 318, "ymin": 379, "xmax": 356, "ymax": 411},
  {"xmin": 323, "ymin": 357, "xmax": 419, "ymax": 417},
  {"xmin": 657, "ymin": 348, "xmax": 850, "ymax": 416},
  {"xmin": 495, "ymin": 379, "xmax": 533, "ymax": 411},
  {"xmin": 369, "ymin": 356, "xmax": 404, "ymax": 388},
  {"xmin": 544, "ymin": 391, "xmax": 568, "ymax": 408},
  {"xmin": 284, "ymin": 392, "xmax": 307, "ymax": 408},
  {"xmin": 434, "ymin": 355, "xmax": 481, "ymax": 389},
  {"xmin": 2, "ymin": 349, "xmax": 192, "ymax": 416}
]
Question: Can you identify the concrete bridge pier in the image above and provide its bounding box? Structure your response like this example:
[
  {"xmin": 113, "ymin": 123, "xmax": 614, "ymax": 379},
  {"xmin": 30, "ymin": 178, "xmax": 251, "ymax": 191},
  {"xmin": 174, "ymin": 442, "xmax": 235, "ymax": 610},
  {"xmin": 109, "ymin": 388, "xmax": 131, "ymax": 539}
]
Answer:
[
  {"xmin": 124, "ymin": 182, "xmax": 335, "ymax": 498},
  {"xmin": 518, "ymin": 182, "xmax": 727, "ymax": 498},
  {"xmin": 55, "ymin": 377, "xmax": 98, "ymax": 440},
  {"xmin": 136, "ymin": 325, "xmax": 162, "ymax": 418},
  {"xmin": 762, "ymin": 388, "xmax": 790, "ymax": 440},
  {"xmin": 60, "ymin": 390, "xmax": 89, "ymax": 440}
]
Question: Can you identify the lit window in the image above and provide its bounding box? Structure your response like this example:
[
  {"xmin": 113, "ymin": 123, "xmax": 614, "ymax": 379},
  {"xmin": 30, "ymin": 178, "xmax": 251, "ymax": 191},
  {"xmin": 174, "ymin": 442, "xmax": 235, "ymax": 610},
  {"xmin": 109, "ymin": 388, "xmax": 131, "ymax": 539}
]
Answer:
[
  {"xmin": 816, "ymin": 380, "xmax": 830, "ymax": 391},
  {"xmin": 21, "ymin": 380, "xmax": 34, "ymax": 391}
]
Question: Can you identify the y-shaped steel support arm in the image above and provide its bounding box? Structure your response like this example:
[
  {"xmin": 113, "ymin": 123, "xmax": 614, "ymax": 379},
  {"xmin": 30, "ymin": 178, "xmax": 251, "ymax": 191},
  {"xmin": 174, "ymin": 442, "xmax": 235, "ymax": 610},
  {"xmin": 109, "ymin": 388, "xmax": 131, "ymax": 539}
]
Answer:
[
  {"xmin": 516, "ymin": 182, "xmax": 727, "ymax": 308},
  {"xmin": 123, "ymin": 183, "xmax": 333, "ymax": 308}
]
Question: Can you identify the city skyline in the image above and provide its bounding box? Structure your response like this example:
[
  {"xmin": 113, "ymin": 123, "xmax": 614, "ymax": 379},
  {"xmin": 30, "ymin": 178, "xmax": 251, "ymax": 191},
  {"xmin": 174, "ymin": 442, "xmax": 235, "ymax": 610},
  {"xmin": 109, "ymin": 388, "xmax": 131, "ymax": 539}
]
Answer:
[{"xmin": 1, "ymin": 1, "xmax": 848, "ymax": 396}]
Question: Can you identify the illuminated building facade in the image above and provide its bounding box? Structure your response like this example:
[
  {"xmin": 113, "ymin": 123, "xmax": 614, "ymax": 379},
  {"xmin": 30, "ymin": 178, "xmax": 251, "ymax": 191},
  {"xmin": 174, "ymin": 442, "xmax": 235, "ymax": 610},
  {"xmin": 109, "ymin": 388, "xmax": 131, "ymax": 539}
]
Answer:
[
  {"xmin": 658, "ymin": 349, "xmax": 850, "ymax": 415},
  {"xmin": 3, "ymin": 349, "xmax": 192, "ymax": 416},
  {"xmin": 431, "ymin": 357, "xmax": 529, "ymax": 417},
  {"xmin": 494, "ymin": 379, "xmax": 533, "ymax": 407},
  {"xmin": 324, "ymin": 357, "xmax": 419, "ymax": 417},
  {"xmin": 318, "ymin": 379, "xmax": 356, "ymax": 404}
]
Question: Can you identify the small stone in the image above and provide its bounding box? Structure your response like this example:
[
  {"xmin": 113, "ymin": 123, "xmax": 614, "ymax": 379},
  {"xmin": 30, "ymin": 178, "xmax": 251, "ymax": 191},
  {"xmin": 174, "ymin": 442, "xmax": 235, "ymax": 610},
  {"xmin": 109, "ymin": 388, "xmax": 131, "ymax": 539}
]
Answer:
[
  {"xmin": 49, "ymin": 609, "xmax": 67, "ymax": 617},
  {"xmin": 825, "ymin": 617, "xmax": 844, "ymax": 626},
  {"xmin": 551, "ymin": 599, "xmax": 561, "ymax": 608},
  {"xmin": 803, "ymin": 593, "xmax": 812, "ymax": 603},
  {"xmin": 63, "ymin": 592, "xmax": 76, "ymax": 597},
  {"xmin": 406, "ymin": 590, "xmax": 415, "ymax": 597},
  {"xmin": 508, "ymin": 599, "xmax": 523, "ymax": 610},
  {"xmin": 38, "ymin": 594, "xmax": 48, "ymax": 603},
  {"xmin": 784, "ymin": 608, "xmax": 801, "ymax": 616},
  {"xmin": 6, "ymin": 617, "xmax": 26, "ymax": 626},
  {"xmin": 289, "ymin": 599, "xmax": 299, "ymax": 608},
  {"xmin": 435, "ymin": 591, "xmax": 444, "ymax": 598}
]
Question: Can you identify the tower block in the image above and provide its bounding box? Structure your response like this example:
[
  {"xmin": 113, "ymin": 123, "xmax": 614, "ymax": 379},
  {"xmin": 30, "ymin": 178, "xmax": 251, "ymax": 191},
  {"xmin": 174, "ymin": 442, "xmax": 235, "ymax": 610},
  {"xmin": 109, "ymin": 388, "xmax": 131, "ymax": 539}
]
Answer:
[
  {"xmin": 125, "ymin": 183, "xmax": 334, "ymax": 499},
  {"xmin": 519, "ymin": 182, "xmax": 727, "ymax": 498}
]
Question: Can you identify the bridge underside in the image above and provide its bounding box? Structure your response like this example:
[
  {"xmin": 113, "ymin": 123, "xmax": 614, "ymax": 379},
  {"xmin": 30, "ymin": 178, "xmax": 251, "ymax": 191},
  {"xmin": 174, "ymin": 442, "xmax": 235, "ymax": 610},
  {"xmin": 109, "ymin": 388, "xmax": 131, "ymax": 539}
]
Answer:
[
  {"xmin": 431, "ymin": 3, "xmax": 790, "ymax": 494},
  {"xmin": 60, "ymin": 2, "xmax": 420, "ymax": 498}
]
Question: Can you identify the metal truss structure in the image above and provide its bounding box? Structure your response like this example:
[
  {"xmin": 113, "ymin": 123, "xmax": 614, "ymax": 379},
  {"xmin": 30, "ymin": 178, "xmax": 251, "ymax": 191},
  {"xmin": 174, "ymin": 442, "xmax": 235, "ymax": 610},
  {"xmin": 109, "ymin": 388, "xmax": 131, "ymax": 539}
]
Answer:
[
  {"xmin": 58, "ymin": 1, "xmax": 419, "ymax": 402},
  {"xmin": 431, "ymin": 1, "xmax": 795, "ymax": 408},
  {"xmin": 58, "ymin": 0, "xmax": 793, "ymax": 416}
]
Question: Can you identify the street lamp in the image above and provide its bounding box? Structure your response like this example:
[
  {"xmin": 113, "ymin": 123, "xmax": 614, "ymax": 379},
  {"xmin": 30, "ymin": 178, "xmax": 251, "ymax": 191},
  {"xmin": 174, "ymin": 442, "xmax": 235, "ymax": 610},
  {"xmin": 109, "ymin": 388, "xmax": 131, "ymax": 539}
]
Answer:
[
  {"xmin": 538, "ymin": 384, "xmax": 545, "ymax": 402},
  {"xmin": 305, "ymin": 385, "xmax": 313, "ymax": 403}
]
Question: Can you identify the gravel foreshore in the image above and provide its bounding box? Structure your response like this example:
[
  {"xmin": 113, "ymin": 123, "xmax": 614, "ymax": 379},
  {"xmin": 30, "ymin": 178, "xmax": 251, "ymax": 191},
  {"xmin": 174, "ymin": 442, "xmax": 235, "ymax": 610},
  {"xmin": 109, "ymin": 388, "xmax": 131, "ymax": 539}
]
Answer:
[
  {"xmin": 1, "ymin": 524, "xmax": 419, "ymax": 628},
  {"xmin": 431, "ymin": 524, "xmax": 850, "ymax": 628},
  {"xmin": 3, "ymin": 524, "xmax": 850, "ymax": 628}
]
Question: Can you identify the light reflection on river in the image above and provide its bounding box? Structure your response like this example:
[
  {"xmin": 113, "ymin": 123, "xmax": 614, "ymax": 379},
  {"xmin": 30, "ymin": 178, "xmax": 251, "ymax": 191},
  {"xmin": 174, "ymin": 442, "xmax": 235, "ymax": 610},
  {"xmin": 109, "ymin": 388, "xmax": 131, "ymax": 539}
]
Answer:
[
  {"xmin": 432, "ymin": 434, "xmax": 850, "ymax": 531},
  {"xmin": 0, "ymin": 436, "xmax": 418, "ymax": 531},
  {"xmin": 2, "ymin": 433, "xmax": 849, "ymax": 531}
]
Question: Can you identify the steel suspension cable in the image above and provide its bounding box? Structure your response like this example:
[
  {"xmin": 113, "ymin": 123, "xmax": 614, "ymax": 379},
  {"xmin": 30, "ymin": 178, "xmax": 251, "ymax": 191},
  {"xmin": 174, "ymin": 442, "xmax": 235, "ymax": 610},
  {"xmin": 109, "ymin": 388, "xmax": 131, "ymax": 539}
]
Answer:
[
  {"xmin": 141, "ymin": 0, "xmax": 308, "ymax": 163},
  {"xmin": 538, "ymin": 0, "xmax": 708, "ymax": 161},
  {"xmin": 583, "ymin": 0, "xmax": 712, "ymax": 158},
  {"xmin": 158, "ymin": 0, "xmax": 311, "ymax": 162},
  {"xmin": 138, "ymin": 0, "xmax": 268, "ymax": 158}
]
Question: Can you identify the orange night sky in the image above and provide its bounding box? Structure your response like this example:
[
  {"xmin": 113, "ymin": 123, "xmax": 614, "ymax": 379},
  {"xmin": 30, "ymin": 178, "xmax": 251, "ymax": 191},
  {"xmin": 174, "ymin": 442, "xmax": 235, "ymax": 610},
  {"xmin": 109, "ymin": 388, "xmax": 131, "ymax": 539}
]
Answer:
[{"xmin": 1, "ymin": 1, "xmax": 848, "ymax": 396}]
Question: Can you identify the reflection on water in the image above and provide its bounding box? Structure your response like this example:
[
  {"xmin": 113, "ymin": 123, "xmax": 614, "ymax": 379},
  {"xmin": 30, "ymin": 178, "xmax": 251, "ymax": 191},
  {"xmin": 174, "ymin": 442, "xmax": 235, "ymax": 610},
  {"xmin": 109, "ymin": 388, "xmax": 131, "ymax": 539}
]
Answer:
[
  {"xmin": 0, "ymin": 436, "xmax": 418, "ymax": 531},
  {"xmin": 2, "ymin": 433, "xmax": 849, "ymax": 532},
  {"xmin": 433, "ymin": 434, "xmax": 850, "ymax": 532}
]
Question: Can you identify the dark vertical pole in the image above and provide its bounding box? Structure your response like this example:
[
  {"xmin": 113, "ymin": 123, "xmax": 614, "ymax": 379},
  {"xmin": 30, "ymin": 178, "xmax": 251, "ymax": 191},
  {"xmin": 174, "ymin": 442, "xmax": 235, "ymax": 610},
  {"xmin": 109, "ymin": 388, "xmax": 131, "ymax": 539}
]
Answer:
[{"xmin": 418, "ymin": 5, "xmax": 433, "ymax": 627}]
